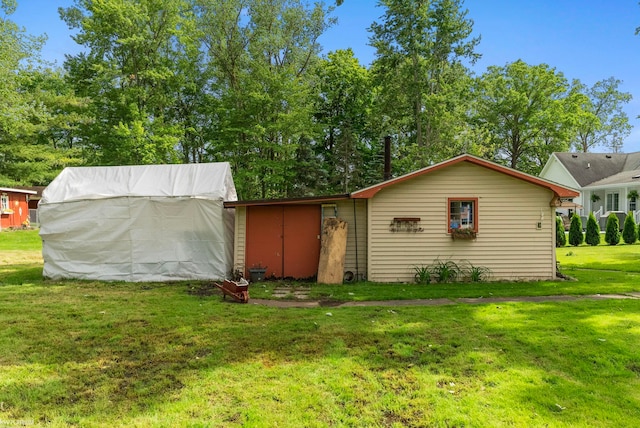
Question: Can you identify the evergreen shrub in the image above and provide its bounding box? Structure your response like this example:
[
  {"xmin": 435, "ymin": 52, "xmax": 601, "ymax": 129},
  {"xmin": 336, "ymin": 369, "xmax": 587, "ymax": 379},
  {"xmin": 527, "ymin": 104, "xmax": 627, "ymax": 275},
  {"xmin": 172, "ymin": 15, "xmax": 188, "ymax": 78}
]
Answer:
[
  {"xmin": 585, "ymin": 212, "xmax": 600, "ymax": 246},
  {"xmin": 622, "ymin": 212, "xmax": 637, "ymax": 244},
  {"xmin": 605, "ymin": 212, "xmax": 621, "ymax": 245},
  {"xmin": 568, "ymin": 213, "xmax": 583, "ymax": 246},
  {"xmin": 555, "ymin": 216, "xmax": 566, "ymax": 247}
]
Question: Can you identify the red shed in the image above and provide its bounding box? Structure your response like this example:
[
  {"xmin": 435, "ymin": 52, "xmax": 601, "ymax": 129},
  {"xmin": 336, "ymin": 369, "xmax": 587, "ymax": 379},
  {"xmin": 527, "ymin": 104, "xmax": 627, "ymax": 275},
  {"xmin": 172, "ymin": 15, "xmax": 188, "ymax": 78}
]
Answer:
[{"xmin": 0, "ymin": 187, "xmax": 37, "ymax": 230}]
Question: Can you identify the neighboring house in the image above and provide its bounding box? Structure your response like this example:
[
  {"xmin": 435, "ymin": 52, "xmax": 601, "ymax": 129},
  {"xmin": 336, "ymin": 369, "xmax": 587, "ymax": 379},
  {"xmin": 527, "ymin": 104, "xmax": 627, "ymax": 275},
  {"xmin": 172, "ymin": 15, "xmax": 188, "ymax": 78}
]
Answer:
[
  {"xmin": 227, "ymin": 154, "xmax": 578, "ymax": 282},
  {"xmin": 0, "ymin": 187, "xmax": 37, "ymax": 230},
  {"xmin": 540, "ymin": 152, "xmax": 640, "ymax": 223},
  {"xmin": 39, "ymin": 163, "xmax": 237, "ymax": 282}
]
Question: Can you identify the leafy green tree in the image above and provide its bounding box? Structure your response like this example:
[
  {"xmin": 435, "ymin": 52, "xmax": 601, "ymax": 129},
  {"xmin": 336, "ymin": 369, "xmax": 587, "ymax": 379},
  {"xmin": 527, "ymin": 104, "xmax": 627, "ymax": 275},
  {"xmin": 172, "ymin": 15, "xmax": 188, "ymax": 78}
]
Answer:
[
  {"xmin": 196, "ymin": 0, "xmax": 334, "ymax": 199},
  {"xmin": 571, "ymin": 77, "xmax": 632, "ymax": 153},
  {"xmin": 472, "ymin": 60, "xmax": 580, "ymax": 174},
  {"xmin": 0, "ymin": 2, "xmax": 86, "ymax": 185},
  {"xmin": 2, "ymin": 68, "xmax": 88, "ymax": 185},
  {"xmin": 368, "ymin": 0, "xmax": 479, "ymax": 170},
  {"xmin": 585, "ymin": 212, "xmax": 601, "ymax": 246},
  {"xmin": 568, "ymin": 213, "xmax": 583, "ymax": 246},
  {"xmin": 311, "ymin": 49, "xmax": 375, "ymax": 193},
  {"xmin": 622, "ymin": 212, "xmax": 637, "ymax": 244},
  {"xmin": 60, "ymin": 0, "xmax": 198, "ymax": 165},
  {"xmin": 555, "ymin": 216, "xmax": 566, "ymax": 247},
  {"xmin": 604, "ymin": 212, "xmax": 621, "ymax": 245}
]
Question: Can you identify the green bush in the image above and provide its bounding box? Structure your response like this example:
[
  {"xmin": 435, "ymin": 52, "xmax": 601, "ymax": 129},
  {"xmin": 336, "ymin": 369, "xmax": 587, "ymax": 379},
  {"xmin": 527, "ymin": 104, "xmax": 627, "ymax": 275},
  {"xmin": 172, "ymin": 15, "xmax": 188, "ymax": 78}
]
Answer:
[
  {"xmin": 465, "ymin": 263, "xmax": 491, "ymax": 282},
  {"xmin": 555, "ymin": 216, "xmax": 566, "ymax": 247},
  {"xmin": 413, "ymin": 265, "xmax": 431, "ymax": 284},
  {"xmin": 429, "ymin": 259, "xmax": 461, "ymax": 283},
  {"xmin": 605, "ymin": 212, "xmax": 621, "ymax": 245},
  {"xmin": 568, "ymin": 213, "xmax": 583, "ymax": 246},
  {"xmin": 585, "ymin": 212, "xmax": 601, "ymax": 246},
  {"xmin": 622, "ymin": 212, "xmax": 637, "ymax": 244}
]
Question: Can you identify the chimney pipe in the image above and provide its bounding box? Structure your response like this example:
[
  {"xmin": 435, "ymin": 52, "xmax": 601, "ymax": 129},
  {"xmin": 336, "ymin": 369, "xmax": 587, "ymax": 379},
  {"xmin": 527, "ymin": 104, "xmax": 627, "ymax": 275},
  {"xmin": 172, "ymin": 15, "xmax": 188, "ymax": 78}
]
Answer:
[{"xmin": 384, "ymin": 136, "xmax": 391, "ymax": 181}]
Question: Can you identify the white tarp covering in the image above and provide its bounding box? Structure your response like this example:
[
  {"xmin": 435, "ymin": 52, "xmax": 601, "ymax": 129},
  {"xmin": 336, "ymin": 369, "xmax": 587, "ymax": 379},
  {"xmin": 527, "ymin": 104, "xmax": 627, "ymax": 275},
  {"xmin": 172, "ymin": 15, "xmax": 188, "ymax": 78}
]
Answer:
[{"xmin": 39, "ymin": 163, "xmax": 237, "ymax": 282}]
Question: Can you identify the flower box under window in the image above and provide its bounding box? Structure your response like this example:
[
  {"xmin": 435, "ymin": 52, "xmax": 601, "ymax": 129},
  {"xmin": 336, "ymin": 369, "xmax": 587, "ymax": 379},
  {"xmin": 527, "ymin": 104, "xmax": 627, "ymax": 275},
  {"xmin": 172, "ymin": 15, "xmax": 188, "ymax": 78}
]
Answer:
[{"xmin": 450, "ymin": 228, "xmax": 477, "ymax": 240}]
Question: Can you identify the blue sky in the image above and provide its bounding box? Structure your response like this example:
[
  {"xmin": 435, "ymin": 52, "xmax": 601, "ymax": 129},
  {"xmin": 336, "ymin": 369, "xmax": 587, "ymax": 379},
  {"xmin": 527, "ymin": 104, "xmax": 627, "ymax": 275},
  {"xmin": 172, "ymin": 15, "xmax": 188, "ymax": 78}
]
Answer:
[{"xmin": 11, "ymin": 0, "xmax": 640, "ymax": 152}]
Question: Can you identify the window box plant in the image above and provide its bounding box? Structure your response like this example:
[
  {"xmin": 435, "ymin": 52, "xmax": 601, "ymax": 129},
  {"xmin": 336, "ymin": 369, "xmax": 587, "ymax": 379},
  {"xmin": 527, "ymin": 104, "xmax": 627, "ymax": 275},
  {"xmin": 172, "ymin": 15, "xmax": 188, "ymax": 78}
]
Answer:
[{"xmin": 451, "ymin": 228, "xmax": 477, "ymax": 240}]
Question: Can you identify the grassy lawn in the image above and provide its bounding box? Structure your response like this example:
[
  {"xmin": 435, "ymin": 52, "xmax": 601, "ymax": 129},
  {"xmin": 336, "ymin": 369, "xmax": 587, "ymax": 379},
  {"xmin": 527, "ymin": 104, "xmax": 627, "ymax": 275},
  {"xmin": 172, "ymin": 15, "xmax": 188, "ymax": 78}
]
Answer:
[{"xmin": 1, "ymin": 229, "xmax": 639, "ymax": 427}]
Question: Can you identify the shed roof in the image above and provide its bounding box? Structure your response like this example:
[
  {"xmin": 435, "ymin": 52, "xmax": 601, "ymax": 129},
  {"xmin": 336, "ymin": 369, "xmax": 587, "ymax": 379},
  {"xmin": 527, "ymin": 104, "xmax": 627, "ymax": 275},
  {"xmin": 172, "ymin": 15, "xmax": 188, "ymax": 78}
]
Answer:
[
  {"xmin": 224, "ymin": 194, "xmax": 349, "ymax": 208},
  {"xmin": 41, "ymin": 163, "xmax": 237, "ymax": 204},
  {"xmin": 585, "ymin": 169, "xmax": 640, "ymax": 188},
  {"xmin": 0, "ymin": 187, "xmax": 37, "ymax": 195},
  {"xmin": 351, "ymin": 154, "xmax": 579, "ymax": 199}
]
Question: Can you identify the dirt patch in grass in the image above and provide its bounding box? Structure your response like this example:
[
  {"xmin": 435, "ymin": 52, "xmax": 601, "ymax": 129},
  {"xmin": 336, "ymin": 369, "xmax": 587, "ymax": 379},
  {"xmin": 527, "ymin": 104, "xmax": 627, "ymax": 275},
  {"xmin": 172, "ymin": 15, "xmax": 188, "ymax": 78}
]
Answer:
[{"xmin": 185, "ymin": 282, "xmax": 221, "ymax": 297}]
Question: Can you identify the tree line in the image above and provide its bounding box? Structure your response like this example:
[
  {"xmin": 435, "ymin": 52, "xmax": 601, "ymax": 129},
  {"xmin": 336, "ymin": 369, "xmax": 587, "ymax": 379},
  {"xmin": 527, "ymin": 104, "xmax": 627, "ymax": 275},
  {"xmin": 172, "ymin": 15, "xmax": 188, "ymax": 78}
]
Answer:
[{"xmin": 0, "ymin": 0, "xmax": 632, "ymax": 199}]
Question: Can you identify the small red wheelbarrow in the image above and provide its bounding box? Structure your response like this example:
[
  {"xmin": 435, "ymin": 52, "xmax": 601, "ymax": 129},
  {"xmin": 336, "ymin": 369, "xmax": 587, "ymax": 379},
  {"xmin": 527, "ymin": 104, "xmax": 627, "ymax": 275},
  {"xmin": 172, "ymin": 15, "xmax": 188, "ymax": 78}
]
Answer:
[{"xmin": 214, "ymin": 278, "xmax": 249, "ymax": 303}]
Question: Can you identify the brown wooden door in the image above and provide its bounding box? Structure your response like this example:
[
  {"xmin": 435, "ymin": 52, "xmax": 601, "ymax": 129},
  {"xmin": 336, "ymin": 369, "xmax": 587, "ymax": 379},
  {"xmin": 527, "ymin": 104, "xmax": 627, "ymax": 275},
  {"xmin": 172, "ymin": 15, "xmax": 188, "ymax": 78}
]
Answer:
[
  {"xmin": 245, "ymin": 205, "xmax": 321, "ymax": 279},
  {"xmin": 283, "ymin": 205, "xmax": 321, "ymax": 279}
]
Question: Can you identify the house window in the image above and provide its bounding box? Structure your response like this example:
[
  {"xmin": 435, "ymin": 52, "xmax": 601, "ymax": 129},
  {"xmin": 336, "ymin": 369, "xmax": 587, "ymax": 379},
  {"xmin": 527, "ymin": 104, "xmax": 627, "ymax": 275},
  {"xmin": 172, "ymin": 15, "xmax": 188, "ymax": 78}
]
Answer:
[
  {"xmin": 448, "ymin": 198, "xmax": 478, "ymax": 232},
  {"xmin": 0, "ymin": 194, "xmax": 8, "ymax": 212},
  {"xmin": 606, "ymin": 193, "xmax": 619, "ymax": 212},
  {"xmin": 631, "ymin": 198, "xmax": 637, "ymax": 211}
]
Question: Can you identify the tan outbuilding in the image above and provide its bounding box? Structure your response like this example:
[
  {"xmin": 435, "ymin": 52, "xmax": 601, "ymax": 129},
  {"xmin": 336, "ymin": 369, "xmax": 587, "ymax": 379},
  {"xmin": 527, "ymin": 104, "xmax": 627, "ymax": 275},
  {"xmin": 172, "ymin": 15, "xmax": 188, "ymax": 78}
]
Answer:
[{"xmin": 226, "ymin": 154, "xmax": 579, "ymax": 282}]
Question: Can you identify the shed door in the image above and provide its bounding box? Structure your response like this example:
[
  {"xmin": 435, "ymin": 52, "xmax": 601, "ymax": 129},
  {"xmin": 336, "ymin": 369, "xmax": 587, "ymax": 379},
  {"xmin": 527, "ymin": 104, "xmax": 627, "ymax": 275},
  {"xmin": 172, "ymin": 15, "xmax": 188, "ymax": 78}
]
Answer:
[{"xmin": 245, "ymin": 205, "xmax": 321, "ymax": 279}]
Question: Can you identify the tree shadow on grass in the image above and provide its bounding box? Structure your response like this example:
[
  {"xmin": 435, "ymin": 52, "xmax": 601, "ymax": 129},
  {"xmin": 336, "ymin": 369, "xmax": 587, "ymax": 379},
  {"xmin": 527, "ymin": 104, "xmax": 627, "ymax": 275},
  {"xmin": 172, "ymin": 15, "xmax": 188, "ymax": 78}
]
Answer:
[
  {"xmin": 1, "ymin": 283, "xmax": 639, "ymax": 426},
  {"xmin": 0, "ymin": 265, "xmax": 43, "ymax": 285}
]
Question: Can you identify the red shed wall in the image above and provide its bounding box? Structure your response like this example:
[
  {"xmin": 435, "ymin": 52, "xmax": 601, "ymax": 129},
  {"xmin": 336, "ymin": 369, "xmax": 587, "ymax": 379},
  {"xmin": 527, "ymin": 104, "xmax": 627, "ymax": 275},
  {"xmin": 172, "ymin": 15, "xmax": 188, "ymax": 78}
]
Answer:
[
  {"xmin": 0, "ymin": 192, "xmax": 31, "ymax": 229},
  {"xmin": 245, "ymin": 205, "xmax": 321, "ymax": 279}
]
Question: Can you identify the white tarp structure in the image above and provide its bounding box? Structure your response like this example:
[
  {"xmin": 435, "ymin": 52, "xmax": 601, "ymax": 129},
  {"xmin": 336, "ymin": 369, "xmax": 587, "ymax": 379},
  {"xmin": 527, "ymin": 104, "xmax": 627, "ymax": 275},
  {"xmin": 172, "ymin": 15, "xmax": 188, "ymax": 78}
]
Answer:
[{"xmin": 39, "ymin": 163, "xmax": 237, "ymax": 282}]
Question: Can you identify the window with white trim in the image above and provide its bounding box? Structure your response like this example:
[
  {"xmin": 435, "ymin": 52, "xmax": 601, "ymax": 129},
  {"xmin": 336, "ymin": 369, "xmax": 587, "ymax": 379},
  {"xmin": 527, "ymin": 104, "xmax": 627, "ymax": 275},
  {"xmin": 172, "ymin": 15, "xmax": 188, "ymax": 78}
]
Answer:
[
  {"xmin": 448, "ymin": 198, "xmax": 478, "ymax": 232},
  {"xmin": 1, "ymin": 194, "xmax": 8, "ymax": 212}
]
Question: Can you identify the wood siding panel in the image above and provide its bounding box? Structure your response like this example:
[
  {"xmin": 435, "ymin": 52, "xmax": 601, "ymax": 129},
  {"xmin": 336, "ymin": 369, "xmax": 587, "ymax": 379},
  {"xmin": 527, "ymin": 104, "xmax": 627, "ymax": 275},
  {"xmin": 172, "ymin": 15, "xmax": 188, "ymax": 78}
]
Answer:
[
  {"xmin": 233, "ymin": 206, "xmax": 246, "ymax": 276},
  {"xmin": 336, "ymin": 199, "xmax": 368, "ymax": 281},
  {"xmin": 368, "ymin": 163, "xmax": 557, "ymax": 282}
]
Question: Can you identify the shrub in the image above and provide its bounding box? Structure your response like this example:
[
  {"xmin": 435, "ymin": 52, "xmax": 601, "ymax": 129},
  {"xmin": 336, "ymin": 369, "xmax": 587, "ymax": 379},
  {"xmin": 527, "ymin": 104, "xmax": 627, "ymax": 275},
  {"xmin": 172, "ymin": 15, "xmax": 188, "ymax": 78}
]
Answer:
[
  {"xmin": 622, "ymin": 212, "xmax": 638, "ymax": 244},
  {"xmin": 464, "ymin": 263, "xmax": 491, "ymax": 282},
  {"xmin": 555, "ymin": 216, "xmax": 566, "ymax": 247},
  {"xmin": 585, "ymin": 212, "xmax": 600, "ymax": 246},
  {"xmin": 568, "ymin": 213, "xmax": 583, "ymax": 246},
  {"xmin": 413, "ymin": 265, "xmax": 431, "ymax": 284},
  {"xmin": 605, "ymin": 212, "xmax": 621, "ymax": 245},
  {"xmin": 429, "ymin": 259, "xmax": 461, "ymax": 283}
]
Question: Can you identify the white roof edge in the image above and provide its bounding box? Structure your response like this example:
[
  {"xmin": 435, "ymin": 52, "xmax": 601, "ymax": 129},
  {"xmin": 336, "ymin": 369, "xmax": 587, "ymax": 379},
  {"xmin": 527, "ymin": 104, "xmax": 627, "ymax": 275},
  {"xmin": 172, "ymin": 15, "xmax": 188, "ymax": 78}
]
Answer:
[
  {"xmin": 0, "ymin": 187, "xmax": 38, "ymax": 195},
  {"xmin": 584, "ymin": 182, "xmax": 639, "ymax": 190}
]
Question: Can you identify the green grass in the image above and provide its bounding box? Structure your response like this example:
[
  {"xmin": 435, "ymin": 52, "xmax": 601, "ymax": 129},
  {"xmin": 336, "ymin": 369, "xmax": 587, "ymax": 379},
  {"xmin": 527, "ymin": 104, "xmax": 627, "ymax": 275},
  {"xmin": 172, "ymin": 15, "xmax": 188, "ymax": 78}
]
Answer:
[
  {"xmin": 557, "ymin": 241, "xmax": 640, "ymax": 272},
  {"xmin": 1, "ymin": 229, "xmax": 640, "ymax": 426},
  {"xmin": 0, "ymin": 228, "xmax": 42, "ymax": 251}
]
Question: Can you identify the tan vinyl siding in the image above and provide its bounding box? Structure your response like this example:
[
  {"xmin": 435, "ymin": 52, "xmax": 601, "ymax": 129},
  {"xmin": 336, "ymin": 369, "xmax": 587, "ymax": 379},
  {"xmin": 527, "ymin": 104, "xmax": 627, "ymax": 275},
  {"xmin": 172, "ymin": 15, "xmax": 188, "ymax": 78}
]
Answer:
[
  {"xmin": 368, "ymin": 162, "xmax": 557, "ymax": 282},
  {"xmin": 336, "ymin": 199, "xmax": 368, "ymax": 280},
  {"xmin": 233, "ymin": 206, "xmax": 246, "ymax": 275}
]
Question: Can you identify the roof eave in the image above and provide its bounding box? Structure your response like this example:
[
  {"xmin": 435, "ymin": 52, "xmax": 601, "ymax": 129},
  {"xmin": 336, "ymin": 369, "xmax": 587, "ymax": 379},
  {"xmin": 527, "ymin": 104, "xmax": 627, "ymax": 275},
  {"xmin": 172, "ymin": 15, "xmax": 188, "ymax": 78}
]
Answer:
[
  {"xmin": 224, "ymin": 194, "xmax": 350, "ymax": 208},
  {"xmin": 0, "ymin": 187, "xmax": 38, "ymax": 195}
]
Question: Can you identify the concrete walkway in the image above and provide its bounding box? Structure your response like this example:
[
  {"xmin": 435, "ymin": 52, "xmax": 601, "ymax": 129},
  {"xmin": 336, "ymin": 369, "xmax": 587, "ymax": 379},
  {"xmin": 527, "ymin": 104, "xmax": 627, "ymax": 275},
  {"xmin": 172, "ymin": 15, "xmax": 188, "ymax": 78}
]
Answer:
[{"xmin": 248, "ymin": 292, "xmax": 640, "ymax": 308}]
